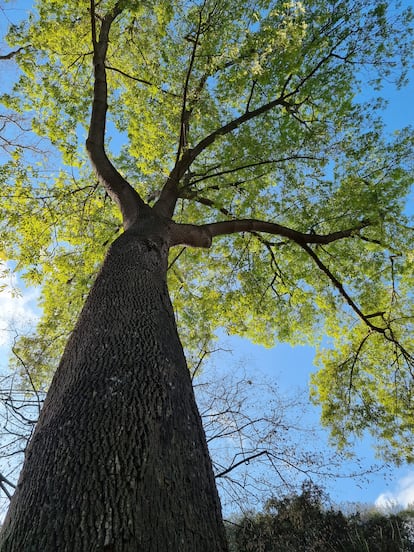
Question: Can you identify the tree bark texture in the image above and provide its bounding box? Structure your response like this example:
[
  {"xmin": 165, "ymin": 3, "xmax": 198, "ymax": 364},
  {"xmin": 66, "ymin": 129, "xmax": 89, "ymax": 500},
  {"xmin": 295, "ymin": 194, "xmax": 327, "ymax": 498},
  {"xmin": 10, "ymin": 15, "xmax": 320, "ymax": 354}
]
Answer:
[{"xmin": 0, "ymin": 220, "xmax": 228, "ymax": 551}]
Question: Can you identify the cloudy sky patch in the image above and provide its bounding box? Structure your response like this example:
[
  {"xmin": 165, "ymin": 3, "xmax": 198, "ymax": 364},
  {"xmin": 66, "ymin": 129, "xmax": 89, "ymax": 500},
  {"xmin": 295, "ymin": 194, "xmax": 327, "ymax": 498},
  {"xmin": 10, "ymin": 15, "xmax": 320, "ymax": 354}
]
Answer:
[
  {"xmin": 0, "ymin": 265, "xmax": 40, "ymax": 348},
  {"xmin": 375, "ymin": 472, "xmax": 414, "ymax": 511}
]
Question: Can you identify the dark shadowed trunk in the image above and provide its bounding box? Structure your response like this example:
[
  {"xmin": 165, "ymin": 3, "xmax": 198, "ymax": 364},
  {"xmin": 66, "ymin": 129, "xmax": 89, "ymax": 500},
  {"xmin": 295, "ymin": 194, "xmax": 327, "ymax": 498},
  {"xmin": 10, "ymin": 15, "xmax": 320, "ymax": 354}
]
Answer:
[{"xmin": 0, "ymin": 217, "xmax": 228, "ymax": 551}]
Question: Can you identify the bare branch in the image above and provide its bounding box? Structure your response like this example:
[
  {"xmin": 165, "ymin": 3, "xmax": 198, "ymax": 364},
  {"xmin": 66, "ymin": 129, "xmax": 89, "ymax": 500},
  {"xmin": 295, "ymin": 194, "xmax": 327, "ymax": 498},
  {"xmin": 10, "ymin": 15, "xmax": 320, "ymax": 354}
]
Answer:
[
  {"xmin": 167, "ymin": 246, "xmax": 186, "ymax": 271},
  {"xmin": 0, "ymin": 472, "xmax": 16, "ymax": 500},
  {"xmin": 105, "ymin": 64, "xmax": 179, "ymax": 96},
  {"xmin": 11, "ymin": 344, "xmax": 42, "ymax": 418},
  {"xmin": 215, "ymin": 450, "xmax": 269, "ymax": 479},
  {"xmin": 0, "ymin": 472, "xmax": 16, "ymax": 490},
  {"xmin": 0, "ymin": 47, "xmax": 26, "ymax": 61}
]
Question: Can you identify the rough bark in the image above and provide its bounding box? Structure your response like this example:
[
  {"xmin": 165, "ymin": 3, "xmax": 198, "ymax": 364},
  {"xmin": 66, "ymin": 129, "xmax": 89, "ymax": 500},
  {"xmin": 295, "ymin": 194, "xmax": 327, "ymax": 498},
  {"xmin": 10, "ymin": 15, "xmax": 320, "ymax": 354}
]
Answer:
[{"xmin": 0, "ymin": 217, "xmax": 228, "ymax": 551}]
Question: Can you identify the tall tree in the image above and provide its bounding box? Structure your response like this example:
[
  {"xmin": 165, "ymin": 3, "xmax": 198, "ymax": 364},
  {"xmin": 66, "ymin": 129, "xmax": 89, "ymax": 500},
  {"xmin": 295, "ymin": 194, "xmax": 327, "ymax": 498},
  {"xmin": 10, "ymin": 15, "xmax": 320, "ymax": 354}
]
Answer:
[{"xmin": 0, "ymin": 0, "xmax": 412, "ymax": 550}]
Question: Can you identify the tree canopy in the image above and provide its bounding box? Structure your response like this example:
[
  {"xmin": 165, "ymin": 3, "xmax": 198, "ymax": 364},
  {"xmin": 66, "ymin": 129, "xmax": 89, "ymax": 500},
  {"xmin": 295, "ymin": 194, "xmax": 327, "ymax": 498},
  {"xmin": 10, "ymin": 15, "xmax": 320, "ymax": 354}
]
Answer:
[{"xmin": 0, "ymin": 0, "xmax": 413, "ymax": 463}]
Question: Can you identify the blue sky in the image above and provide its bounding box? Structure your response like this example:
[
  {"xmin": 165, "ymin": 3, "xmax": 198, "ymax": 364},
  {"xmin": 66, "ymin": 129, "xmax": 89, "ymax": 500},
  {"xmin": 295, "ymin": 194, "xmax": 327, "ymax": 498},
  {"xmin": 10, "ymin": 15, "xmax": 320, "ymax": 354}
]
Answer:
[{"xmin": 0, "ymin": 0, "xmax": 413, "ymax": 516}]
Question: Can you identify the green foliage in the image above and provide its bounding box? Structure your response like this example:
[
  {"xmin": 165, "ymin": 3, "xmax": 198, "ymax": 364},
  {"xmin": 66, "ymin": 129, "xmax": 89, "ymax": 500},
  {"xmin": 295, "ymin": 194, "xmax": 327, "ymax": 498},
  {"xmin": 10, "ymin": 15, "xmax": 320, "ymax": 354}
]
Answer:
[
  {"xmin": 0, "ymin": 0, "xmax": 413, "ymax": 460},
  {"xmin": 227, "ymin": 482, "xmax": 414, "ymax": 551}
]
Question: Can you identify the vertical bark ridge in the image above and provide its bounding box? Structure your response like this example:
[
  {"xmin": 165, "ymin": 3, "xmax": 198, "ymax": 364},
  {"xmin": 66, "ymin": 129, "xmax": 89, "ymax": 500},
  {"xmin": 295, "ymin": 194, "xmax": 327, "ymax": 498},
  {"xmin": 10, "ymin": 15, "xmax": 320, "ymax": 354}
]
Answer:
[{"xmin": 0, "ymin": 225, "xmax": 228, "ymax": 551}]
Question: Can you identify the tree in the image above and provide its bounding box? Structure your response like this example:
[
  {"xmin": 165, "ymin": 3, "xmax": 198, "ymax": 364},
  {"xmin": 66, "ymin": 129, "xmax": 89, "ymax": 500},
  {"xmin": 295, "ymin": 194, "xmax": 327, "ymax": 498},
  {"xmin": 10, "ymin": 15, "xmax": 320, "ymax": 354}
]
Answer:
[
  {"xmin": 0, "ymin": 0, "xmax": 412, "ymax": 550},
  {"xmin": 227, "ymin": 482, "xmax": 414, "ymax": 551}
]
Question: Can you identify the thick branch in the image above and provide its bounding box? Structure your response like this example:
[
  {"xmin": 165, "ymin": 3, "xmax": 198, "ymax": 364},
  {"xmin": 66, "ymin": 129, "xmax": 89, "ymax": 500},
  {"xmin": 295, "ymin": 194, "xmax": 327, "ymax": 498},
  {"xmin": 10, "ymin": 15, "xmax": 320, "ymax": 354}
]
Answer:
[
  {"xmin": 170, "ymin": 218, "xmax": 368, "ymax": 249},
  {"xmin": 204, "ymin": 218, "xmax": 368, "ymax": 245},
  {"xmin": 170, "ymin": 222, "xmax": 213, "ymax": 248},
  {"xmin": 86, "ymin": 0, "xmax": 147, "ymax": 229}
]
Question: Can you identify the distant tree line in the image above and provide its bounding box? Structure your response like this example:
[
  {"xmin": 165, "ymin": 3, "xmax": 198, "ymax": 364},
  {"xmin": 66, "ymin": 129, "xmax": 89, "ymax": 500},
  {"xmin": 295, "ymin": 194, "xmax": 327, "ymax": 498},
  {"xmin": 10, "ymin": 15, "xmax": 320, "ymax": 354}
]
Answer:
[{"xmin": 226, "ymin": 482, "xmax": 414, "ymax": 551}]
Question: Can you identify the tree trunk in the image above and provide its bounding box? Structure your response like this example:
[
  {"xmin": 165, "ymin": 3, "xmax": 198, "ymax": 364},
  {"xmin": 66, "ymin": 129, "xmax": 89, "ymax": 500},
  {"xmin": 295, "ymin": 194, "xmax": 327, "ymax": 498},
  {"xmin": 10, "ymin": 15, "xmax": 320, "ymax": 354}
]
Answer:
[{"xmin": 0, "ymin": 220, "xmax": 228, "ymax": 551}]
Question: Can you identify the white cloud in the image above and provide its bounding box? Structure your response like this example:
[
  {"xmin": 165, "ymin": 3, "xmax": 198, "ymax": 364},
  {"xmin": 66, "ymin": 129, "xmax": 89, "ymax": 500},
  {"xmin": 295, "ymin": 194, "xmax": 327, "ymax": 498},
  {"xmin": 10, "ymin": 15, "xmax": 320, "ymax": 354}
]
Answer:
[
  {"xmin": 0, "ymin": 267, "xmax": 40, "ymax": 347},
  {"xmin": 375, "ymin": 472, "xmax": 414, "ymax": 511}
]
